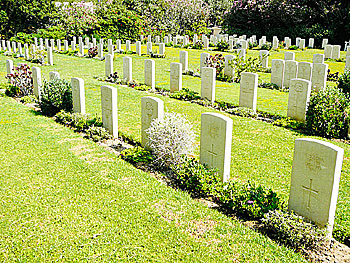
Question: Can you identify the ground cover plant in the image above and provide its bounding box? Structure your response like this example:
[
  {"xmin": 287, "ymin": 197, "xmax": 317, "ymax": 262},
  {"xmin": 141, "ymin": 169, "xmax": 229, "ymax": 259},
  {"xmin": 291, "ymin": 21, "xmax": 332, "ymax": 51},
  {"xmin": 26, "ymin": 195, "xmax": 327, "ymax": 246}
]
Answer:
[{"xmin": 0, "ymin": 43, "xmax": 349, "ymax": 250}]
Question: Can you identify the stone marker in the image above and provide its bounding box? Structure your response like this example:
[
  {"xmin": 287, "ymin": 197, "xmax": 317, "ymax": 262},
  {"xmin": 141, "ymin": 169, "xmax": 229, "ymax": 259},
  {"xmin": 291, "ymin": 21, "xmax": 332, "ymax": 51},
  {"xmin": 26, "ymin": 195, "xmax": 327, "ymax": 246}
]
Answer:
[
  {"xmin": 101, "ymin": 85, "xmax": 118, "ymax": 137},
  {"xmin": 346, "ymin": 56, "xmax": 350, "ymax": 71},
  {"xmin": 49, "ymin": 71, "xmax": 60, "ymax": 81},
  {"xmin": 287, "ymin": 78, "xmax": 311, "ymax": 122},
  {"xmin": 297, "ymin": 62, "xmax": 313, "ymax": 81},
  {"xmin": 170, "ymin": 62, "xmax": 182, "ymax": 92},
  {"xmin": 299, "ymin": 39, "xmax": 305, "ymax": 49},
  {"xmin": 123, "ymin": 56, "xmax": 132, "ymax": 82},
  {"xmin": 284, "ymin": 60, "xmax": 298, "ymax": 88},
  {"xmin": 201, "ymin": 67, "xmax": 216, "ymax": 103},
  {"xmin": 322, "ymin": 38, "xmax": 328, "ymax": 48},
  {"xmin": 12, "ymin": 42, "xmax": 16, "ymax": 53},
  {"xmin": 271, "ymin": 59, "xmax": 285, "ymax": 87},
  {"xmin": 259, "ymin": 50, "xmax": 269, "ymax": 68},
  {"xmin": 98, "ymin": 43, "xmax": 103, "ymax": 59},
  {"xmin": 285, "ymin": 38, "xmax": 291, "ymax": 49},
  {"xmin": 200, "ymin": 112, "xmax": 233, "ymax": 182},
  {"xmin": 308, "ymin": 38, "xmax": 314, "ymax": 48},
  {"xmin": 63, "ymin": 40, "xmax": 68, "ymax": 52},
  {"xmin": 313, "ymin": 54, "xmax": 325, "ymax": 64},
  {"xmin": 284, "ymin": 52, "xmax": 295, "ymax": 61},
  {"xmin": 179, "ymin": 51, "xmax": 188, "ymax": 72},
  {"xmin": 332, "ymin": 45, "xmax": 341, "ymax": 60},
  {"xmin": 311, "ymin": 63, "xmax": 328, "ymax": 92},
  {"xmin": 57, "ymin": 39, "xmax": 61, "ymax": 51},
  {"xmin": 32, "ymin": 67, "xmax": 42, "ymax": 99},
  {"xmin": 147, "ymin": 42, "xmax": 152, "ymax": 55},
  {"xmin": 144, "ymin": 59, "xmax": 155, "ymax": 89},
  {"xmin": 17, "ymin": 43, "xmax": 22, "ymax": 55},
  {"xmin": 141, "ymin": 96, "xmax": 164, "ymax": 147},
  {"xmin": 224, "ymin": 55, "xmax": 235, "ymax": 77},
  {"xmin": 71, "ymin": 39, "xmax": 76, "ymax": 51},
  {"xmin": 6, "ymin": 59, "xmax": 14, "ymax": 75},
  {"xmin": 324, "ymin": 45, "xmax": 333, "ymax": 59},
  {"xmin": 71, "ymin": 77, "xmax": 86, "ymax": 114},
  {"xmin": 288, "ymin": 138, "xmax": 344, "ymax": 236},
  {"xmin": 24, "ymin": 44, "xmax": 29, "ymax": 60},
  {"xmin": 105, "ymin": 54, "xmax": 113, "ymax": 77},
  {"xmin": 108, "ymin": 42, "xmax": 114, "ymax": 56},
  {"xmin": 159, "ymin": 43, "xmax": 165, "ymax": 55},
  {"xmin": 126, "ymin": 40, "xmax": 131, "ymax": 51},
  {"xmin": 79, "ymin": 41, "xmax": 84, "ymax": 56},
  {"xmin": 50, "ymin": 39, "xmax": 55, "ymax": 49},
  {"xmin": 200, "ymin": 53, "xmax": 209, "ymax": 76},
  {"xmin": 136, "ymin": 41, "xmax": 141, "ymax": 56},
  {"xmin": 47, "ymin": 47, "xmax": 53, "ymax": 65},
  {"xmin": 239, "ymin": 72, "xmax": 258, "ymax": 112}
]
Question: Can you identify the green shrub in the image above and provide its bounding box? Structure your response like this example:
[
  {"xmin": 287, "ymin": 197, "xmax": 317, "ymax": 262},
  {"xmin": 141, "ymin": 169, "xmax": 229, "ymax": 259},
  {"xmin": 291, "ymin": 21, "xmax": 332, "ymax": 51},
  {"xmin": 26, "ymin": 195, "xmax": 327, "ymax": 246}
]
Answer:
[
  {"xmin": 120, "ymin": 146, "xmax": 154, "ymax": 165},
  {"xmin": 288, "ymin": 45, "xmax": 298, "ymax": 50},
  {"xmin": 54, "ymin": 110, "xmax": 102, "ymax": 132},
  {"xmin": 5, "ymin": 64, "xmax": 33, "ymax": 97},
  {"xmin": 173, "ymin": 157, "xmax": 222, "ymax": 197},
  {"xmin": 338, "ymin": 70, "xmax": 350, "ymax": 96},
  {"xmin": 273, "ymin": 117, "xmax": 304, "ymax": 131},
  {"xmin": 306, "ymin": 86, "xmax": 350, "ymax": 138},
  {"xmin": 261, "ymin": 210, "xmax": 327, "ymax": 250},
  {"xmin": 85, "ymin": 126, "xmax": 111, "ymax": 142},
  {"xmin": 20, "ymin": 95, "xmax": 37, "ymax": 104},
  {"xmin": 169, "ymin": 88, "xmax": 201, "ymax": 101},
  {"xmin": 192, "ymin": 41, "xmax": 203, "ymax": 49},
  {"xmin": 9, "ymin": 32, "xmax": 34, "ymax": 44},
  {"xmin": 216, "ymin": 40, "xmax": 228, "ymax": 51},
  {"xmin": 39, "ymin": 79, "xmax": 72, "ymax": 117},
  {"xmin": 35, "ymin": 26, "xmax": 66, "ymax": 40}
]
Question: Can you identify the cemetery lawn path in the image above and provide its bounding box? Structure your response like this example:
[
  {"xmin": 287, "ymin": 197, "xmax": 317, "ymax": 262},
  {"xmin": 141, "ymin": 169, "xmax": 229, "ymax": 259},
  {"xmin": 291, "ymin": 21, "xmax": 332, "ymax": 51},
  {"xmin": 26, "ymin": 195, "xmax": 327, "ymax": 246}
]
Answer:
[{"xmin": 0, "ymin": 96, "xmax": 307, "ymax": 262}]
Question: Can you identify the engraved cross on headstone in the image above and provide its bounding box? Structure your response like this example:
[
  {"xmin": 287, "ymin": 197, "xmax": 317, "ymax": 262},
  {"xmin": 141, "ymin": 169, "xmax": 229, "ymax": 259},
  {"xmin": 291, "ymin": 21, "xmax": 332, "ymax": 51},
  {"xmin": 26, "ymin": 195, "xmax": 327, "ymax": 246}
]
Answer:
[
  {"xmin": 302, "ymin": 179, "xmax": 319, "ymax": 209},
  {"xmin": 207, "ymin": 144, "xmax": 217, "ymax": 166}
]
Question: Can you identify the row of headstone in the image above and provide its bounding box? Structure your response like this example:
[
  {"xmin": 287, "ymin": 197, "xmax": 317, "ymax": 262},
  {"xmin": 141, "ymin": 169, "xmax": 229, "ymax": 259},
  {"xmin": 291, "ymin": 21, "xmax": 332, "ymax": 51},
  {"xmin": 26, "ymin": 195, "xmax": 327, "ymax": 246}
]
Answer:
[{"xmin": 324, "ymin": 44, "xmax": 341, "ymax": 60}]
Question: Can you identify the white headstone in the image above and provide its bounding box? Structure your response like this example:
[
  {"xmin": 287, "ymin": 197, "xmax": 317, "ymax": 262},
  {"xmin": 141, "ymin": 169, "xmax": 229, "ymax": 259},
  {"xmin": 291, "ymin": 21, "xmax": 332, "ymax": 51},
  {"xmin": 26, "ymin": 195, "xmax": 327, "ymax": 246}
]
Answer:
[
  {"xmin": 324, "ymin": 45, "xmax": 333, "ymax": 59},
  {"xmin": 105, "ymin": 54, "xmax": 113, "ymax": 77},
  {"xmin": 101, "ymin": 85, "xmax": 118, "ymax": 137},
  {"xmin": 159, "ymin": 43, "xmax": 165, "ymax": 55},
  {"xmin": 123, "ymin": 56, "xmax": 132, "ymax": 82},
  {"xmin": 98, "ymin": 43, "xmax": 103, "ymax": 59},
  {"xmin": 170, "ymin": 62, "xmax": 182, "ymax": 92},
  {"xmin": 288, "ymin": 138, "xmax": 344, "ymax": 235},
  {"xmin": 224, "ymin": 55, "xmax": 235, "ymax": 77},
  {"xmin": 49, "ymin": 71, "xmax": 60, "ymax": 81},
  {"xmin": 47, "ymin": 47, "xmax": 53, "ymax": 65},
  {"xmin": 126, "ymin": 40, "xmax": 131, "ymax": 51},
  {"xmin": 299, "ymin": 39, "xmax": 305, "ymax": 49},
  {"xmin": 284, "ymin": 60, "xmax": 298, "ymax": 88},
  {"xmin": 144, "ymin": 59, "xmax": 155, "ymax": 89},
  {"xmin": 346, "ymin": 55, "xmax": 350, "ymax": 71},
  {"xmin": 71, "ymin": 77, "xmax": 85, "ymax": 114},
  {"xmin": 179, "ymin": 51, "xmax": 188, "ymax": 72},
  {"xmin": 308, "ymin": 38, "xmax": 314, "ymax": 48},
  {"xmin": 200, "ymin": 112, "xmax": 233, "ymax": 182},
  {"xmin": 311, "ymin": 63, "xmax": 328, "ymax": 92},
  {"xmin": 332, "ymin": 45, "xmax": 341, "ymax": 60},
  {"xmin": 141, "ymin": 96, "xmax": 164, "ymax": 147},
  {"xmin": 79, "ymin": 41, "xmax": 84, "ymax": 56},
  {"xmin": 71, "ymin": 40, "xmax": 76, "ymax": 51},
  {"xmin": 297, "ymin": 62, "xmax": 313, "ymax": 81},
  {"xmin": 284, "ymin": 52, "xmax": 295, "ymax": 61},
  {"xmin": 259, "ymin": 50, "xmax": 269, "ymax": 68},
  {"xmin": 63, "ymin": 40, "xmax": 69, "ymax": 52},
  {"xmin": 136, "ymin": 41, "xmax": 141, "ymax": 56},
  {"xmin": 200, "ymin": 53, "xmax": 209, "ymax": 76},
  {"xmin": 57, "ymin": 39, "xmax": 61, "ymax": 51},
  {"xmin": 6, "ymin": 59, "xmax": 14, "ymax": 75},
  {"xmin": 32, "ymin": 66, "xmax": 41, "ymax": 99},
  {"xmin": 147, "ymin": 42, "xmax": 152, "ymax": 55},
  {"xmin": 287, "ymin": 78, "xmax": 311, "ymax": 122},
  {"xmin": 239, "ymin": 72, "xmax": 258, "ymax": 112},
  {"xmin": 201, "ymin": 67, "xmax": 216, "ymax": 103},
  {"xmin": 322, "ymin": 39, "xmax": 328, "ymax": 48},
  {"xmin": 313, "ymin": 54, "xmax": 325, "ymax": 64},
  {"xmin": 108, "ymin": 42, "xmax": 114, "ymax": 56},
  {"xmin": 271, "ymin": 59, "xmax": 285, "ymax": 87}
]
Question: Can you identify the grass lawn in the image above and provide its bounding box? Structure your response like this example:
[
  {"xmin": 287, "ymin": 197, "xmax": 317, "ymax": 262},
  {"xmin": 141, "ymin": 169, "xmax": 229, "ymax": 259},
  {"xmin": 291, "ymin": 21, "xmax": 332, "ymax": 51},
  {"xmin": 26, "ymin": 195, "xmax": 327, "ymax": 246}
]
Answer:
[
  {"xmin": 0, "ymin": 45, "xmax": 349, "ymax": 250},
  {"xmin": 0, "ymin": 95, "xmax": 306, "ymax": 262}
]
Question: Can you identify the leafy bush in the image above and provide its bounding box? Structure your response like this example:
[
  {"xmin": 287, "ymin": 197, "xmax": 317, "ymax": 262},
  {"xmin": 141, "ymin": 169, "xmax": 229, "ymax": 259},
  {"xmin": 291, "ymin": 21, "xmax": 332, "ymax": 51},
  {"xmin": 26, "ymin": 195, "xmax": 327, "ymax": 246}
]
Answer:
[
  {"xmin": 120, "ymin": 146, "xmax": 154, "ymax": 165},
  {"xmin": 54, "ymin": 110, "xmax": 102, "ymax": 132},
  {"xmin": 85, "ymin": 126, "xmax": 112, "ymax": 142},
  {"xmin": 288, "ymin": 45, "xmax": 298, "ymax": 50},
  {"xmin": 261, "ymin": 210, "xmax": 327, "ymax": 250},
  {"xmin": 146, "ymin": 112, "xmax": 196, "ymax": 167},
  {"xmin": 216, "ymin": 40, "xmax": 228, "ymax": 51},
  {"xmin": 5, "ymin": 64, "xmax": 33, "ymax": 97},
  {"xmin": 327, "ymin": 69, "xmax": 339, "ymax": 82},
  {"xmin": 173, "ymin": 157, "xmax": 222, "ymax": 196},
  {"xmin": 217, "ymin": 182, "xmax": 283, "ymax": 220},
  {"xmin": 192, "ymin": 41, "xmax": 203, "ymax": 49},
  {"xmin": 29, "ymin": 49, "xmax": 46, "ymax": 64},
  {"xmin": 229, "ymin": 54, "xmax": 263, "ymax": 82},
  {"xmin": 106, "ymin": 72, "xmax": 121, "ymax": 83},
  {"xmin": 259, "ymin": 82, "xmax": 287, "ymax": 92},
  {"xmin": 273, "ymin": 117, "xmax": 304, "ymax": 131},
  {"xmin": 338, "ymin": 70, "xmax": 350, "ymax": 96},
  {"xmin": 9, "ymin": 32, "xmax": 34, "ymax": 44},
  {"xmin": 20, "ymin": 95, "xmax": 37, "ymax": 104},
  {"xmin": 39, "ymin": 79, "xmax": 72, "ymax": 117},
  {"xmin": 205, "ymin": 54, "xmax": 225, "ymax": 75},
  {"xmin": 88, "ymin": 46, "xmax": 98, "ymax": 58},
  {"xmin": 306, "ymin": 86, "xmax": 350, "ymax": 139},
  {"xmin": 260, "ymin": 43, "xmax": 272, "ymax": 50},
  {"xmin": 169, "ymin": 88, "xmax": 201, "ymax": 101},
  {"xmin": 35, "ymin": 26, "xmax": 66, "ymax": 40}
]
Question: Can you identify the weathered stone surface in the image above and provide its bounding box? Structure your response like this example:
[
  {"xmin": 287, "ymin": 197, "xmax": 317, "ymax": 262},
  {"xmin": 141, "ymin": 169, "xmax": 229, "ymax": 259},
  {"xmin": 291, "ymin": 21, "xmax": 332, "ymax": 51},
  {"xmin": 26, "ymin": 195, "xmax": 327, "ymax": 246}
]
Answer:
[
  {"xmin": 287, "ymin": 78, "xmax": 311, "ymax": 122},
  {"xmin": 200, "ymin": 112, "xmax": 233, "ymax": 182},
  {"xmin": 71, "ymin": 77, "xmax": 86, "ymax": 114},
  {"xmin": 271, "ymin": 59, "xmax": 285, "ymax": 87},
  {"xmin": 123, "ymin": 56, "xmax": 132, "ymax": 82},
  {"xmin": 170, "ymin": 62, "xmax": 182, "ymax": 92},
  {"xmin": 32, "ymin": 66, "xmax": 42, "ymax": 99},
  {"xmin": 311, "ymin": 63, "xmax": 328, "ymax": 92},
  {"xmin": 101, "ymin": 85, "xmax": 118, "ymax": 137},
  {"xmin": 239, "ymin": 72, "xmax": 258, "ymax": 112},
  {"xmin": 288, "ymin": 138, "xmax": 344, "ymax": 236},
  {"xmin": 144, "ymin": 59, "xmax": 155, "ymax": 89},
  {"xmin": 297, "ymin": 62, "xmax": 313, "ymax": 81},
  {"xmin": 284, "ymin": 60, "xmax": 298, "ymax": 88},
  {"xmin": 105, "ymin": 54, "xmax": 113, "ymax": 77},
  {"xmin": 201, "ymin": 67, "xmax": 216, "ymax": 103}
]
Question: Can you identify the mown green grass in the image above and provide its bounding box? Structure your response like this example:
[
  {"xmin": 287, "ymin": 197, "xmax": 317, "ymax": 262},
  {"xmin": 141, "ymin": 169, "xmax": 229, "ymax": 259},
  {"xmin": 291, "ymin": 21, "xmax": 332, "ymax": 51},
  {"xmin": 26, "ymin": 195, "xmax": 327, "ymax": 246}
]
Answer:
[
  {"xmin": 0, "ymin": 45, "xmax": 349, "ymax": 247},
  {"xmin": 0, "ymin": 95, "xmax": 307, "ymax": 262}
]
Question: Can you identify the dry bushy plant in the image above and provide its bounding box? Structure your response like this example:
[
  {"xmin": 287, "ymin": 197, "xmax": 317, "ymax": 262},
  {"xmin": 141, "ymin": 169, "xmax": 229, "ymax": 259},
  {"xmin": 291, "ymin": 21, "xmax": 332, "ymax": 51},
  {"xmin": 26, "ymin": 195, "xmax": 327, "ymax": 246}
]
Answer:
[{"xmin": 145, "ymin": 112, "xmax": 196, "ymax": 167}]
